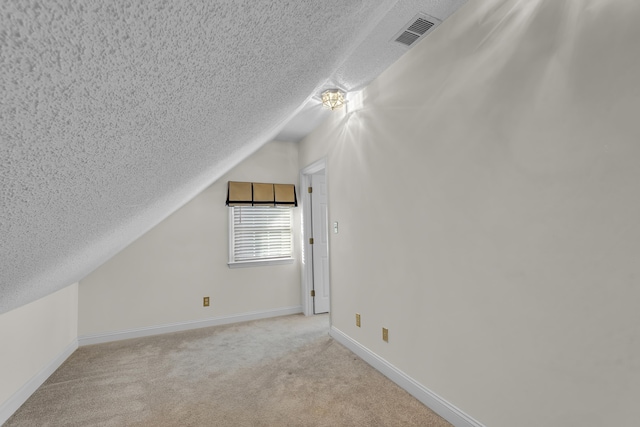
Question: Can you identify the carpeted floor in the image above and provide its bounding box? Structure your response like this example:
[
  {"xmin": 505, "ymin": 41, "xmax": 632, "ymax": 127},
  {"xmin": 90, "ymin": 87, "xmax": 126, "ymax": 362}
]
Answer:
[{"xmin": 5, "ymin": 314, "xmax": 452, "ymax": 426}]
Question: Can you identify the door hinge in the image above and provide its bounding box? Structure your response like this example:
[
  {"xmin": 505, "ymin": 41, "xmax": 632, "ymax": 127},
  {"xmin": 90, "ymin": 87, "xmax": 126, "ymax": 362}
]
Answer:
[
  {"xmin": 308, "ymin": 186, "xmax": 313, "ymax": 193},
  {"xmin": 309, "ymin": 237, "xmax": 314, "ymax": 245},
  {"xmin": 311, "ymin": 290, "xmax": 316, "ymax": 297}
]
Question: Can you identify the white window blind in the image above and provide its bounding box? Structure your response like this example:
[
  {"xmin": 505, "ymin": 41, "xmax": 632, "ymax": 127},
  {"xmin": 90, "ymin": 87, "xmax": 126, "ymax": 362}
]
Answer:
[{"xmin": 230, "ymin": 206, "xmax": 293, "ymax": 264}]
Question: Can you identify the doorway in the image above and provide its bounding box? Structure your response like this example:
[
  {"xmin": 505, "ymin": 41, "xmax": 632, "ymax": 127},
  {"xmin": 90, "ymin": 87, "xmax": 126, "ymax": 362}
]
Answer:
[{"xmin": 301, "ymin": 159, "xmax": 330, "ymax": 315}]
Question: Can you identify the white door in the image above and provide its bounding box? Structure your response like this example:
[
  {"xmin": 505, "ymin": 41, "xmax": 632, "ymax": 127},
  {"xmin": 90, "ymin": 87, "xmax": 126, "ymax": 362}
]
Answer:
[{"xmin": 311, "ymin": 171, "xmax": 330, "ymax": 314}]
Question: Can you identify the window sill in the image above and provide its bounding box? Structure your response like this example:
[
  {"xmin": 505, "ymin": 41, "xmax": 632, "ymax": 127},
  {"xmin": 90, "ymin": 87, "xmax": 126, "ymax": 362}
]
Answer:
[{"xmin": 228, "ymin": 258, "xmax": 295, "ymax": 269}]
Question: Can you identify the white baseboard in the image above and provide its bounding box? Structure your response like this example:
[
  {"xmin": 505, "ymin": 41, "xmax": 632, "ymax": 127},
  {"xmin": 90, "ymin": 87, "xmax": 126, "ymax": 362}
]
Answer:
[
  {"xmin": 78, "ymin": 306, "xmax": 303, "ymax": 346},
  {"xmin": 0, "ymin": 339, "xmax": 78, "ymax": 426},
  {"xmin": 329, "ymin": 326, "xmax": 485, "ymax": 427}
]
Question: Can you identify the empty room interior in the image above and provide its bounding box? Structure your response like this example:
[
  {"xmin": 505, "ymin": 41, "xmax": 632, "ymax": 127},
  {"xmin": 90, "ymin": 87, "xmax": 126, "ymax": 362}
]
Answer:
[{"xmin": 1, "ymin": 1, "xmax": 639, "ymax": 426}]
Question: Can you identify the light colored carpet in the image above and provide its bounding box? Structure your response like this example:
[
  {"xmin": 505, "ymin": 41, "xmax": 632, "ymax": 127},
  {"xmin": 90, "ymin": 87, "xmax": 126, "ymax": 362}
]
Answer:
[{"xmin": 5, "ymin": 314, "xmax": 452, "ymax": 426}]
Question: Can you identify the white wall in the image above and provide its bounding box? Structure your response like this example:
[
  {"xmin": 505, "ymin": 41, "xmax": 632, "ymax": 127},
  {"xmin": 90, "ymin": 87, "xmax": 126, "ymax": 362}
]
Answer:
[
  {"xmin": 79, "ymin": 141, "xmax": 302, "ymax": 337},
  {"xmin": 299, "ymin": 1, "xmax": 640, "ymax": 426},
  {"xmin": 0, "ymin": 283, "xmax": 78, "ymax": 423}
]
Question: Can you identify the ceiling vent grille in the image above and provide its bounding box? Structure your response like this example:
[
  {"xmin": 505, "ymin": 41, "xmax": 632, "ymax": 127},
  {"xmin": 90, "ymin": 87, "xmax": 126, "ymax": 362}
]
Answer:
[{"xmin": 392, "ymin": 13, "xmax": 441, "ymax": 48}]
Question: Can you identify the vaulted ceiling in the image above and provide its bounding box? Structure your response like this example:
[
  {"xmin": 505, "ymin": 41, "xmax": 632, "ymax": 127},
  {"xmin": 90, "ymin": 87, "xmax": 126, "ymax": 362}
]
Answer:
[{"xmin": 0, "ymin": 0, "xmax": 467, "ymax": 314}]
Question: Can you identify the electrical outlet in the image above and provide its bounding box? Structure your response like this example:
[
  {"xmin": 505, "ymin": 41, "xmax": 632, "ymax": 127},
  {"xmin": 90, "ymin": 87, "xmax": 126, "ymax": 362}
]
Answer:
[
  {"xmin": 203, "ymin": 297, "xmax": 210, "ymax": 307},
  {"xmin": 355, "ymin": 313, "xmax": 361, "ymax": 327},
  {"xmin": 382, "ymin": 327, "xmax": 389, "ymax": 342}
]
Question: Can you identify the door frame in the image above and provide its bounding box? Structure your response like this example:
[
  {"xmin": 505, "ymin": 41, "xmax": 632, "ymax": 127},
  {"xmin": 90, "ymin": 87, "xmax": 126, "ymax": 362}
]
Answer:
[{"xmin": 300, "ymin": 158, "xmax": 329, "ymax": 316}]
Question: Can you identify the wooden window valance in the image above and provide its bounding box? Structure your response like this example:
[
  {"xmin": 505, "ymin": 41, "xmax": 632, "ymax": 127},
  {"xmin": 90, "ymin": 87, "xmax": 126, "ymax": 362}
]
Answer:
[{"xmin": 226, "ymin": 181, "xmax": 298, "ymax": 207}]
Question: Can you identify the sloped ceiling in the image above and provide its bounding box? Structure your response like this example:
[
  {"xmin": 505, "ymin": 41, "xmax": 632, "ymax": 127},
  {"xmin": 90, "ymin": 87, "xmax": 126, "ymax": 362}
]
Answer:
[{"xmin": 0, "ymin": 0, "xmax": 467, "ymax": 314}]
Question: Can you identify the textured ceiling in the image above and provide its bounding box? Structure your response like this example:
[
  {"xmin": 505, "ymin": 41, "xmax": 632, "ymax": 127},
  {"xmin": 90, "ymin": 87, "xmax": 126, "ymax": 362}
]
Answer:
[{"xmin": 0, "ymin": 0, "xmax": 467, "ymax": 314}]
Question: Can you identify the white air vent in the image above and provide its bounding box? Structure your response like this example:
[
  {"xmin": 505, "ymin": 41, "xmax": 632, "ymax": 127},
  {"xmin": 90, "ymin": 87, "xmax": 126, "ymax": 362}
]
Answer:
[{"xmin": 392, "ymin": 13, "xmax": 441, "ymax": 48}]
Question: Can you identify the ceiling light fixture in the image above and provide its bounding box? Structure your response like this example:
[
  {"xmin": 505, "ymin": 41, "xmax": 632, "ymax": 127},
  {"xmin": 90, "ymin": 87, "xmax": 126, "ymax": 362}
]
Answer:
[{"xmin": 321, "ymin": 89, "xmax": 346, "ymax": 111}]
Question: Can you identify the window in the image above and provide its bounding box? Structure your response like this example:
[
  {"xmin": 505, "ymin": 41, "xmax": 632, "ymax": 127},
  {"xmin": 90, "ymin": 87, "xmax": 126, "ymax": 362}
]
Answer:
[{"xmin": 228, "ymin": 206, "xmax": 294, "ymax": 268}]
